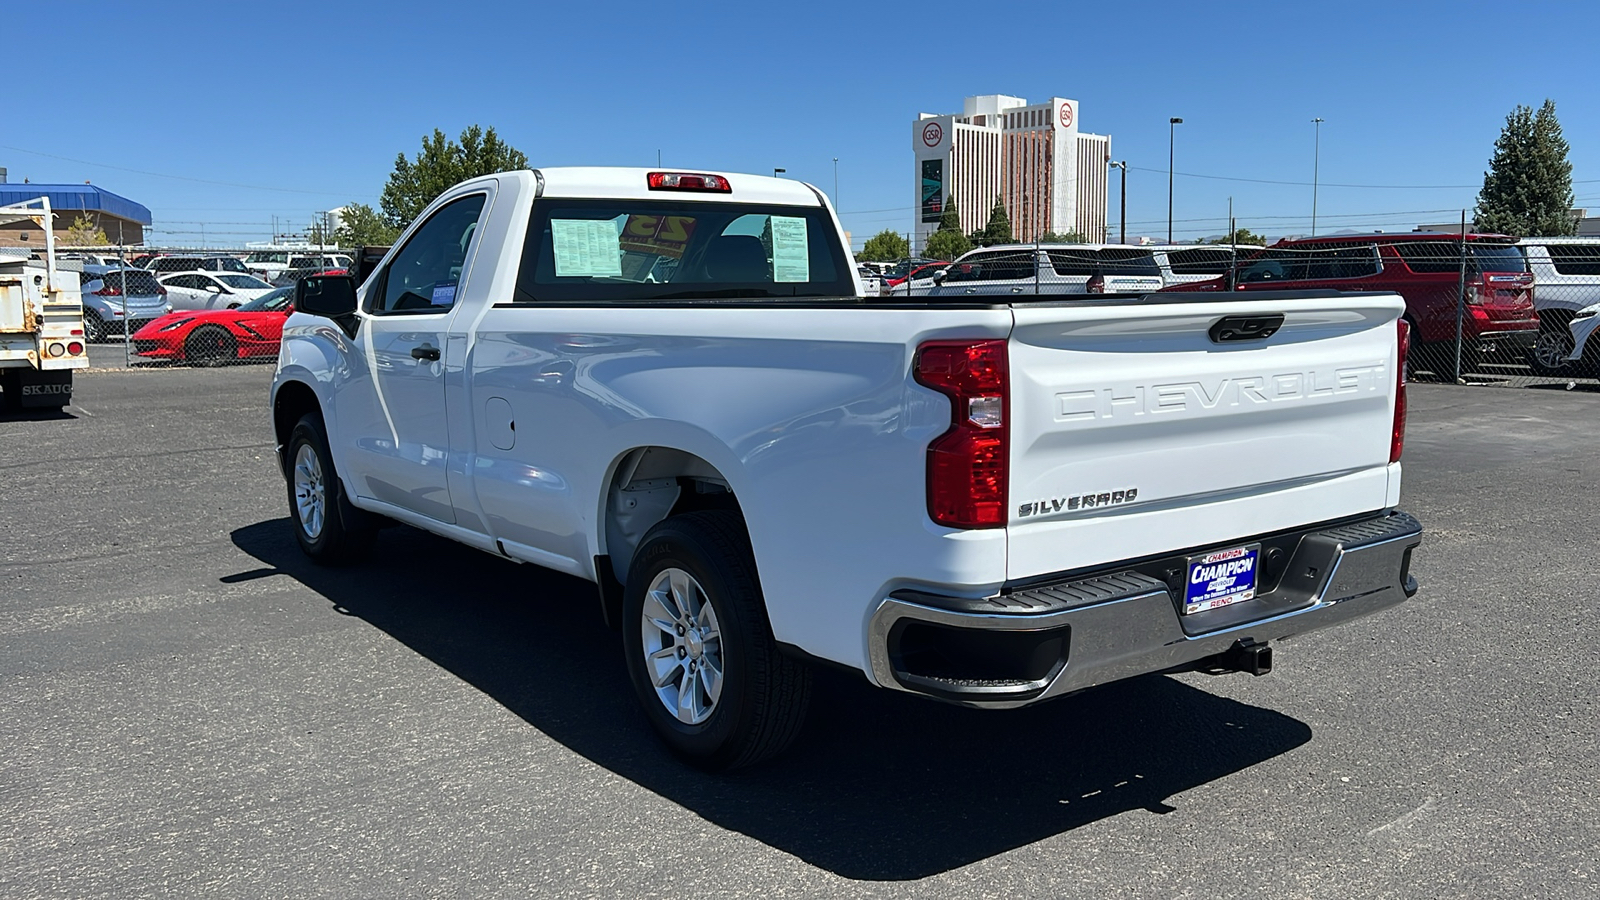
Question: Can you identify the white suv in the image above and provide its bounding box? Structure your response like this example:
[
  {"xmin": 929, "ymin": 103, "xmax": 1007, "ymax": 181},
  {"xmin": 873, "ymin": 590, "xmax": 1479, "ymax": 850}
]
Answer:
[
  {"xmin": 923, "ymin": 244, "xmax": 1165, "ymax": 296},
  {"xmin": 1517, "ymin": 237, "xmax": 1600, "ymax": 374}
]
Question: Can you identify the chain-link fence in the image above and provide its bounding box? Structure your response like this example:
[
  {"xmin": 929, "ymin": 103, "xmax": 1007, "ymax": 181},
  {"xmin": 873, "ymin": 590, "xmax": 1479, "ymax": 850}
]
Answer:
[
  {"xmin": 57, "ymin": 245, "xmax": 349, "ymax": 368},
  {"xmin": 54, "ymin": 237, "xmax": 1600, "ymax": 388}
]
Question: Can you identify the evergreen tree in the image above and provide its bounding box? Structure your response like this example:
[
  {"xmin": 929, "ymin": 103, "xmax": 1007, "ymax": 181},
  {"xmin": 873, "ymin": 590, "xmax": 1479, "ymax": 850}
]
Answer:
[
  {"xmin": 982, "ymin": 197, "xmax": 1014, "ymax": 246},
  {"xmin": 1476, "ymin": 100, "xmax": 1576, "ymax": 237},
  {"xmin": 936, "ymin": 192, "xmax": 962, "ymax": 234},
  {"xmin": 859, "ymin": 229, "xmax": 910, "ymax": 262},
  {"xmin": 926, "ymin": 192, "xmax": 973, "ymax": 260}
]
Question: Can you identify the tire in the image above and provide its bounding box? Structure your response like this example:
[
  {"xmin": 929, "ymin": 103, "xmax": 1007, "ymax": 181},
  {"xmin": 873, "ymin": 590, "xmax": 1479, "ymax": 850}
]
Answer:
[
  {"xmin": 285, "ymin": 413, "xmax": 374, "ymax": 564},
  {"xmin": 622, "ymin": 510, "xmax": 811, "ymax": 771},
  {"xmin": 185, "ymin": 324, "xmax": 237, "ymax": 366},
  {"xmin": 82, "ymin": 311, "xmax": 105, "ymax": 344},
  {"xmin": 1530, "ymin": 315, "xmax": 1576, "ymax": 377}
]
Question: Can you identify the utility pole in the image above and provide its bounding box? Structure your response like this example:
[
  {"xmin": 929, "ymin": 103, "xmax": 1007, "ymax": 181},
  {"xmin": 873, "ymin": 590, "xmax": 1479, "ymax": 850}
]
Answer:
[
  {"xmin": 1108, "ymin": 160, "xmax": 1127, "ymax": 244},
  {"xmin": 773, "ymin": 168, "xmax": 785, "ymax": 179},
  {"xmin": 1312, "ymin": 118, "xmax": 1325, "ymax": 236},
  {"xmin": 1168, "ymin": 117, "xmax": 1183, "ymax": 243},
  {"xmin": 832, "ymin": 157, "xmax": 839, "ymax": 209}
]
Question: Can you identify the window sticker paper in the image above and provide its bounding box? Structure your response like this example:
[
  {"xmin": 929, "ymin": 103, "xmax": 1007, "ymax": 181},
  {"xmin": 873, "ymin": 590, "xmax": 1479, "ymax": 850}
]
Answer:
[
  {"xmin": 770, "ymin": 216, "xmax": 809, "ymax": 283},
  {"xmin": 430, "ymin": 281, "xmax": 457, "ymax": 307},
  {"xmin": 552, "ymin": 219, "xmax": 623, "ymax": 277}
]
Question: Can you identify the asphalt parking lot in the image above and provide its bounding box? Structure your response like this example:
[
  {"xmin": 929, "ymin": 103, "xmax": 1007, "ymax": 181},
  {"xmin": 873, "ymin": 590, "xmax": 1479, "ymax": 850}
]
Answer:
[{"xmin": 2, "ymin": 366, "xmax": 1597, "ymax": 898}]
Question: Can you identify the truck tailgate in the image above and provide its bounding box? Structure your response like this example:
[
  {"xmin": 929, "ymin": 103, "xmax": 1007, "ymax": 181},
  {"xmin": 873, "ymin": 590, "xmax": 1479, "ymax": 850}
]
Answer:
[{"xmin": 1006, "ymin": 293, "xmax": 1403, "ymax": 581}]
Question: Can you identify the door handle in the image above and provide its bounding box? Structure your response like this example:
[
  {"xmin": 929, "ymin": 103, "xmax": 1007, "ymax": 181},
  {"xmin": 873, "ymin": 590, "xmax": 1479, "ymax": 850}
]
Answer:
[{"xmin": 410, "ymin": 344, "xmax": 440, "ymax": 361}]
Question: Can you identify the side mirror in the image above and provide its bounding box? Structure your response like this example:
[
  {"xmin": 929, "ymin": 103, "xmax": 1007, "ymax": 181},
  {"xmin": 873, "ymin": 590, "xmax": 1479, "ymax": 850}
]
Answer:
[
  {"xmin": 204, "ymin": 283, "xmax": 222, "ymax": 293},
  {"xmin": 296, "ymin": 275, "xmax": 358, "ymax": 325},
  {"xmin": 932, "ymin": 268, "xmax": 949, "ymax": 285}
]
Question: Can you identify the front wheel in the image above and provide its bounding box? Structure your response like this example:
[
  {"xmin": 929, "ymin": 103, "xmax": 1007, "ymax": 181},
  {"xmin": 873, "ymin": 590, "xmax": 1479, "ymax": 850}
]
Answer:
[
  {"xmin": 1530, "ymin": 325, "xmax": 1576, "ymax": 377},
  {"xmin": 185, "ymin": 324, "xmax": 237, "ymax": 366},
  {"xmin": 285, "ymin": 413, "xmax": 373, "ymax": 563},
  {"xmin": 623, "ymin": 511, "xmax": 811, "ymax": 771}
]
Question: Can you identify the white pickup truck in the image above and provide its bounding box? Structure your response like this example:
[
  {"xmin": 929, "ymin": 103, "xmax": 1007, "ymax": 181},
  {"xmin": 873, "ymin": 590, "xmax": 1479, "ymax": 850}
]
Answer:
[{"xmin": 270, "ymin": 168, "xmax": 1422, "ymax": 769}]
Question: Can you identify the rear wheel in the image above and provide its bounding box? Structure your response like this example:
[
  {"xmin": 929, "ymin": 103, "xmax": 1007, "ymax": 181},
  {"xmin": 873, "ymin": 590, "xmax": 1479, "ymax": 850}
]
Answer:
[
  {"xmin": 82, "ymin": 311, "xmax": 106, "ymax": 344},
  {"xmin": 623, "ymin": 511, "xmax": 811, "ymax": 771},
  {"xmin": 185, "ymin": 325, "xmax": 236, "ymax": 366},
  {"xmin": 285, "ymin": 413, "xmax": 374, "ymax": 563}
]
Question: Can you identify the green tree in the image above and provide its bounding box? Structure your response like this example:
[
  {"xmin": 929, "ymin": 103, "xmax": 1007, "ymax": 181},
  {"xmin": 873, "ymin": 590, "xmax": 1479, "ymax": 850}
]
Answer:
[
  {"xmin": 1037, "ymin": 230, "xmax": 1088, "ymax": 244},
  {"xmin": 379, "ymin": 125, "xmax": 528, "ymax": 231},
  {"xmin": 859, "ymin": 229, "xmax": 910, "ymax": 262},
  {"xmin": 925, "ymin": 229, "xmax": 972, "ymax": 261},
  {"xmin": 335, "ymin": 203, "xmax": 400, "ymax": 247},
  {"xmin": 981, "ymin": 196, "xmax": 1013, "ymax": 246},
  {"xmin": 61, "ymin": 213, "xmax": 108, "ymax": 246},
  {"xmin": 1476, "ymin": 100, "xmax": 1576, "ymax": 237},
  {"xmin": 1207, "ymin": 227, "xmax": 1267, "ymax": 246}
]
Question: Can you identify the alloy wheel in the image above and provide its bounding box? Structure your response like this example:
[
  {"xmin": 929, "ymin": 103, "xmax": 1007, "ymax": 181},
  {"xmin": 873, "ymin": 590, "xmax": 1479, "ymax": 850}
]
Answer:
[
  {"xmin": 292, "ymin": 444, "xmax": 326, "ymax": 540},
  {"xmin": 640, "ymin": 567, "xmax": 724, "ymax": 725}
]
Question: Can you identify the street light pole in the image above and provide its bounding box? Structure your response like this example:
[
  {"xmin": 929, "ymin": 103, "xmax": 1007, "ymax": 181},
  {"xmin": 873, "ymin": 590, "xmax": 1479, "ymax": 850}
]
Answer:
[
  {"xmin": 1311, "ymin": 117, "xmax": 1324, "ymax": 236},
  {"xmin": 1168, "ymin": 117, "xmax": 1183, "ymax": 243},
  {"xmin": 773, "ymin": 167, "xmax": 786, "ymax": 179},
  {"xmin": 832, "ymin": 157, "xmax": 839, "ymax": 208},
  {"xmin": 1108, "ymin": 160, "xmax": 1127, "ymax": 244}
]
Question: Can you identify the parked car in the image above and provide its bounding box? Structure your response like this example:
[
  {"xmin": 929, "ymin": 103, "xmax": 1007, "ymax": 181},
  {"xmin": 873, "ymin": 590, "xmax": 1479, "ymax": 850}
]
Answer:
[
  {"xmin": 1516, "ymin": 238, "xmax": 1600, "ymax": 375},
  {"xmin": 132, "ymin": 286, "xmax": 293, "ymax": 365},
  {"xmin": 924, "ymin": 244, "xmax": 1164, "ymax": 297},
  {"xmin": 1550, "ymin": 301, "xmax": 1600, "ymax": 375},
  {"xmin": 269, "ymin": 167, "xmax": 1421, "ymax": 769},
  {"xmin": 274, "ymin": 254, "xmax": 354, "ymax": 285},
  {"xmin": 1160, "ymin": 244, "xmax": 1254, "ymax": 287},
  {"xmin": 884, "ymin": 260, "xmax": 948, "ymax": 293},
  {"xmin": 856, "ymin": 265, "xmax": 884, "ymax": 295},
  {"xmin": 1165, "ymin": 234, "xmax": 1537, "ymax": 374},
  {"xmin": 158, "ymin": 271, "xmax": 277, "ymax": 310},
  {"xmin": 77, "ymin": 266, "xmax": 170, "ymax": 342},
  {"xmin": 148, "ymin": 255, "xmax": 252, "ymax": 276}
]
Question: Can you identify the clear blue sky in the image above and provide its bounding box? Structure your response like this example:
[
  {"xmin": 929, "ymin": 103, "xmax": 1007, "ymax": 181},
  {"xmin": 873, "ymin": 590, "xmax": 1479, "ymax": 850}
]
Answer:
[{"xmin": 8, "ymin": 0, "xmax": 1598, "ymax": 247}]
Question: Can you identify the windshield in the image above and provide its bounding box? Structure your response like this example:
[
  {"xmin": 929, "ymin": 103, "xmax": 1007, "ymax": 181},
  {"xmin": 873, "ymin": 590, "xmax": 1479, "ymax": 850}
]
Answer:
[
  {"xmin": 516, "ymin": 199, "xmax": 853, "ymax": 301},
  {"xmin": 246, "ymin": 252, "xmax": 288, "ymax": 264},
  {"xmin": 236, "ymin": 287, "xmax": 293, "ymax": 311},
  {"xmin": 215, "ymin": 257, "xmax": 248, "ymax": 272},
  {"xmin": 217, "ymin": 274, "xmax": 271, "ymax": 289}
]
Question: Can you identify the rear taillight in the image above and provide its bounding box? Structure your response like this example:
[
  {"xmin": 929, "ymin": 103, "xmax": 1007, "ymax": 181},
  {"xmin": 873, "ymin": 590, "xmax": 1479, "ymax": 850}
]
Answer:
[
  {"xmin": 157, "ymin": 285, "xmax": 167, "ymax": 296},
  {"xmin": 915, "ymin": 339, "xmax": 1008, "ymax": 528},
  {"xmin": 647, "ymin": 172, "xmax": 732, "ymax": 193},
  {"xmin": 94, "ymin": 285, "xmax": 122, "ymax": 296},
  {"xmin": 1391, "ymin": 318, "xmax": 1409, "ymax": 464}
]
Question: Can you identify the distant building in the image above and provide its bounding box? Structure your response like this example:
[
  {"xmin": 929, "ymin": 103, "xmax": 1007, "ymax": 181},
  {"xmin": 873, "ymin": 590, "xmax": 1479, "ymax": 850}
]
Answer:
[
  {"xmin": 913, "ymin": 94, "xmax": 1111, "ymax": 248},
  {"xmin": 0, "ymin": 178, "xmax": 152, "ymax": 247},
  {"xmin": 1414, "ymin": 209, "xmax": 1600, "ymax": 237}
]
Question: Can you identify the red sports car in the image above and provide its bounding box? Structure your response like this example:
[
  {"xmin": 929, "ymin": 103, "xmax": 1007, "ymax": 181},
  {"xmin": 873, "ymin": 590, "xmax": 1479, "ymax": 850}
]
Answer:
[{"xmin": 132, "ymin": 286, "xmax": 294, "ymax": 365}]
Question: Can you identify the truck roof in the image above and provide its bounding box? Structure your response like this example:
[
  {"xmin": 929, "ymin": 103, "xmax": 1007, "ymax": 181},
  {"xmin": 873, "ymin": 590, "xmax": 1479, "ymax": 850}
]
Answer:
[{"xmin": 530, "ymin": 167, "xmax": 827, "ymax": 207}]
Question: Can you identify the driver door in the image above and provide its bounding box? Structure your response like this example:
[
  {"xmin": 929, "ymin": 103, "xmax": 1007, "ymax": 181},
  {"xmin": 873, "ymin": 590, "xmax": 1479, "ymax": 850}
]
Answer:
[{"xmin": 341, "ymin": 191, "xmax": 489, "ymax": 524}]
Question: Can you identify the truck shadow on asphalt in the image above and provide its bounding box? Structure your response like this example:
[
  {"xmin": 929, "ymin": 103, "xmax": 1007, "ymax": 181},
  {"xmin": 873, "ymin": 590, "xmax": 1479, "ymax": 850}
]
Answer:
[{"xmin": 231, "ymin": 518, "xmax": 1312, "ymax": 881}]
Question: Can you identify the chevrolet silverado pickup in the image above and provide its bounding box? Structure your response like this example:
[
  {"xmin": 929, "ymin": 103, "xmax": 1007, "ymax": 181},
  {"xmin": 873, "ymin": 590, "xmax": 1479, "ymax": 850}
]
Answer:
[{"xmin": 270, "ymin": 168, "xmax": 1422, "ymax": 769}]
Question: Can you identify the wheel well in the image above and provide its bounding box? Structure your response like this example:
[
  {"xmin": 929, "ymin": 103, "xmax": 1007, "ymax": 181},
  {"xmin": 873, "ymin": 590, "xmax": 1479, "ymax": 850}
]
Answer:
[
  {"xmin": 273, "ymin": 381, "xmax": 322, "ymax": 473},
  {"xmin": 1538, "ymin": 308, "xmax": 1574, "ymax": 331},
  {"xmin": 602, "ymin": 447, "xmax": 742, "ymax": 585}
]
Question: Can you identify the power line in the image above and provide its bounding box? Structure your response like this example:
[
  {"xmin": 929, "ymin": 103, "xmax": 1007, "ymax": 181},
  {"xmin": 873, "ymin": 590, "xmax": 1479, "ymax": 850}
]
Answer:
[{"xmin": 0, "ymin": 143, "xmax": 367, "ymax": 197}]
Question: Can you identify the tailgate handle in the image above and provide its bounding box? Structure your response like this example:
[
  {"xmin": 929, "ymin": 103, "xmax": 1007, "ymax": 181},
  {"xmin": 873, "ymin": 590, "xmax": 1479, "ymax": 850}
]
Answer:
[{"xmin": 1209, "ymin": 314, "xmax": 1284, "ymax": 343}]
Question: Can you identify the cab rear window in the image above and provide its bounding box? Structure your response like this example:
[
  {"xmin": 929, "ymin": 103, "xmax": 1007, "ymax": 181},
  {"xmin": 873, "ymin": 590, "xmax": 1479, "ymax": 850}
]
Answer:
[{"xmin": 514, "ymin": 199, "xmax": 852, "ymax": 302}]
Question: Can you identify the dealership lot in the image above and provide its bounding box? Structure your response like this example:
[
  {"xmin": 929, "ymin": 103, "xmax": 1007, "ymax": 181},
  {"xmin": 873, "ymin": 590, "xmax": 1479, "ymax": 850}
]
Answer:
[{"xmin": 2, "ymin": 367, "xmax": 1597, "ymax": 898}]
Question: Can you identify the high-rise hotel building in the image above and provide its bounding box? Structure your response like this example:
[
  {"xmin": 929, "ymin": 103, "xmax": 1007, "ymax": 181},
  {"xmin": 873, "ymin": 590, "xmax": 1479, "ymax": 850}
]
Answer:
[{"xmin": 913, "ymin": 95, "xmax": 1110, "ymax": 246}]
